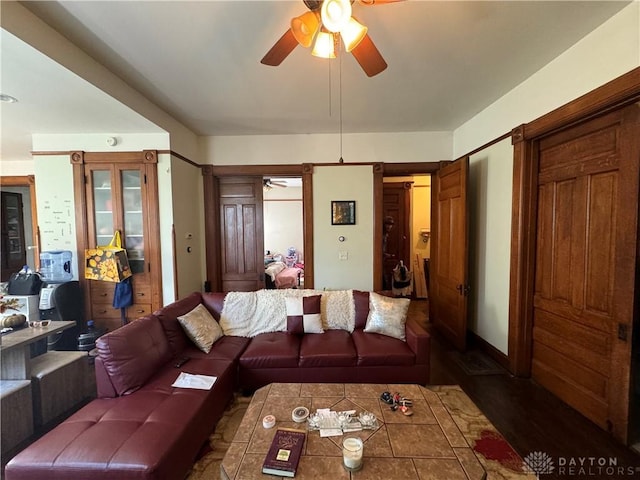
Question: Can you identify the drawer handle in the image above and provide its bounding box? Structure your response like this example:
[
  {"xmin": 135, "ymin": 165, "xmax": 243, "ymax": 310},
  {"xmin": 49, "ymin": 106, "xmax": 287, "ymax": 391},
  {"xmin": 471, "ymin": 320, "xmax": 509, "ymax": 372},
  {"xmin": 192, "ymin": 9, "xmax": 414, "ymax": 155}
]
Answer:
[
  {"xmin": 136, "ymin": 292, "xmax": 145, "ymax": 297},
  {"xmin": 98, "ymin": 310, "xmax": 107, "ymax": 314},
  {"xmin": 135, "ymin": 309, "xmax": 145, "ymax": 313},
  {"xmin": 99, "ymin": 293, "xmax": 108, "ymax": 297}
]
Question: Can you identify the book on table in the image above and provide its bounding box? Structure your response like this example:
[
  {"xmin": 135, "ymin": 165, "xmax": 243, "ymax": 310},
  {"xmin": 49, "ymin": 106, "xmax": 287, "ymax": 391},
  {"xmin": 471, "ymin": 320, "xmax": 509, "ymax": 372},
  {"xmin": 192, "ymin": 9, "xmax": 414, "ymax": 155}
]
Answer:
[{"xmin": 262, "ymin": 428, "xmax": 306, "ymax": 477}]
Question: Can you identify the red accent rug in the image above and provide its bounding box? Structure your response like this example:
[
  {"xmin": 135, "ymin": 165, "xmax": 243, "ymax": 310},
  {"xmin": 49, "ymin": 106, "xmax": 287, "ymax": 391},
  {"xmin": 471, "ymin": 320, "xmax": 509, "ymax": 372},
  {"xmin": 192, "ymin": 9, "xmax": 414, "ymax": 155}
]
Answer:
[
  {"xmin": 187, "ymin": 385, "xmax": 534, "ymax": 479},
  {"xmin": 474, "ymin": 429, "xmax": 525, "ymax": 473}
]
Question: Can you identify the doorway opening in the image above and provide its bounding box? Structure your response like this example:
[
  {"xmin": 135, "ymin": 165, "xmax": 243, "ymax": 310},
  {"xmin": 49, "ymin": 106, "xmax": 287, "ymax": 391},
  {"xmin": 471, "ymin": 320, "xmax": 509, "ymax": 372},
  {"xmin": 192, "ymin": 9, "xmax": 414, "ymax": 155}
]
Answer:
[
  {"xmin": 382, "ymin": 175, "xmax": 431, "ymax": 299},
  {"xmin": 0, "ymin": 176, "xmax": 38, "ymax": 281},
  {"xmin": 262, "ymin": 176, "xmax": 305, "ymax": 289}
]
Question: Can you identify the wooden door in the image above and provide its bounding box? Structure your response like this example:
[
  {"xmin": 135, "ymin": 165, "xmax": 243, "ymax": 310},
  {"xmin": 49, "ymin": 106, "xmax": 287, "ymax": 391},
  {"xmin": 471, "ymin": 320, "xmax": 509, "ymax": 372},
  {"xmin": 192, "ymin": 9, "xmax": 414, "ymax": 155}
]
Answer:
[
  {"xmin": 531, "ymin": 105, "xmax": 640, "ymax": 442},
  {"xmin": 430, "ymin": 158, "xmax": 470, "ymax": 351},
  {"xmin": 1, "ymin": 192, "xmax": 26, "ymax": 281},
  {"xmin": 219, "ymin": 177, "xmax": 265, "ymax": 291},
  {"xmin": 383, "ymin": 182, "xmax": 411, "ymax": 290}
]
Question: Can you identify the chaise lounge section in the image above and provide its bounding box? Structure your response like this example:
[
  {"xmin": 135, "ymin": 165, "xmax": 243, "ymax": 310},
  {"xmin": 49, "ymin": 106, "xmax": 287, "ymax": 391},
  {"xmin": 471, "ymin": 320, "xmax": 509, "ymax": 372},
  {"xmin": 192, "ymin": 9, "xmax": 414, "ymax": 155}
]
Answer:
[{"xmin": 5, "ymin": 289, "xmax": 430, "ymax": 480}]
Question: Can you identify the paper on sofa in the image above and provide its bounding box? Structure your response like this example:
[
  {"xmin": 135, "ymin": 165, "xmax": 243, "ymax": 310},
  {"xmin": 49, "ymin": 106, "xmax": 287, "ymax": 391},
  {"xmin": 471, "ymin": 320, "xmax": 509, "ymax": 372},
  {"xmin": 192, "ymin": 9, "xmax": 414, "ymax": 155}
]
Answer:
[{"xmin": 171, "ymin": 372, "xmax": 217, "ymax": 390}]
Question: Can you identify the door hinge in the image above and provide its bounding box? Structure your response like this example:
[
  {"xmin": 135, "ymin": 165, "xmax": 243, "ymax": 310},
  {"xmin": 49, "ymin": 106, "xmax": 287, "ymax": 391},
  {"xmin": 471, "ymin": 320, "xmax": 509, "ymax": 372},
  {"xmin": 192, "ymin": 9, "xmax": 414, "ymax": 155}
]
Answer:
[
  {"xmin": 144, "ymin": 174, "xmax": 147, "ymax": 184},
  {"xmin": 148, "ymin": 262, "xmax": 151, "ymax": 273},
  {"xmin": 456, "ymin": 284, "xmax": 471, "ymax": 296}
]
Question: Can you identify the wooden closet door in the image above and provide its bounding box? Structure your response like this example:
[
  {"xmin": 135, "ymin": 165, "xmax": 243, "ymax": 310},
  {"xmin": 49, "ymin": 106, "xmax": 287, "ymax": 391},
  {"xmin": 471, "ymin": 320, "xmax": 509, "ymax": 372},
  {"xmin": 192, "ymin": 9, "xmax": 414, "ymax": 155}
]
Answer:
[
  {"xmin": 532, "ymin": 104, "xmax": 640, "ymax": 442},
  {"xmin": 219, "ymin": 177, "xmax": 265, "ymax": 291},
  {"xmin": 430, "ymin": 157, "xmax": 470, "ymax": 351}
]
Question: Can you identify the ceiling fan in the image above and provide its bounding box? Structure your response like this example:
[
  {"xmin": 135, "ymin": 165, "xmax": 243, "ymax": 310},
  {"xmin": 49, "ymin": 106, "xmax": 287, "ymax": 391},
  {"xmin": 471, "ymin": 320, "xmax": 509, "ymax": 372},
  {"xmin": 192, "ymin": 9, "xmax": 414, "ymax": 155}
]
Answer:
[
  {"xmin": 263, "ymin": 178, "xmax": 288, "ymax": 190},
  {"xmin": 261, "ymin": 0, "xmax": 403, "ymax": 77}
]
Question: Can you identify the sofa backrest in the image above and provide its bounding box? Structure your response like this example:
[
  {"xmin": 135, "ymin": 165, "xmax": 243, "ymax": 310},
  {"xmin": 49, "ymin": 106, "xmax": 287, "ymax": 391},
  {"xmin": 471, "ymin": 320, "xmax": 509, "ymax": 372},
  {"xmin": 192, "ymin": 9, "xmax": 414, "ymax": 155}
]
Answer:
[
  {"xmin": 96, "ymin": 315, "xmax": 172, "ymax": 396},
  {"xmin": 353, "ymin": 290, "xmax": 370, "ymax": 329},
  {"xmin": 201, "ymin": 292, "xmax": 227, "ymax": 319},
  {"xmin": 154, "ymin": 292, "xmax": 203, "ymax": 355}
]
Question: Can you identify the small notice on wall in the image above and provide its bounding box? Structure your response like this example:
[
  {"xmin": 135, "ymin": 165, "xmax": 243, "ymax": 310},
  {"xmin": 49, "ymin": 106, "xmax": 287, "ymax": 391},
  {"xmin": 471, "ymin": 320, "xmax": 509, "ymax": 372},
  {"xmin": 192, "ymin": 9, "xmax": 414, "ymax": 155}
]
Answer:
[{"xmin": 40, "ymin": 196, "xmax": 74, "ymax": 248}]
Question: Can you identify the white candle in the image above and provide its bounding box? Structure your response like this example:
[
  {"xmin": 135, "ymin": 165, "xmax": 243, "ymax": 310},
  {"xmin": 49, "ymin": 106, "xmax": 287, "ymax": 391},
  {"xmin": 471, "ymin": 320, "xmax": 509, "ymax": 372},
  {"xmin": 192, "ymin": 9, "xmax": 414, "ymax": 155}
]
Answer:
[{"xmin": 342, "ymin": 437, "xmax": 363, "ymax": 470}]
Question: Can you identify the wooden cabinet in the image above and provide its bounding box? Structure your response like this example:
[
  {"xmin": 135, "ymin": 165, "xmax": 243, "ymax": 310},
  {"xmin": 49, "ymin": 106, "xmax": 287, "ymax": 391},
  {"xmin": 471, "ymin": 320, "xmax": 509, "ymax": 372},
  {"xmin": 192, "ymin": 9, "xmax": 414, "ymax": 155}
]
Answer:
[{"xmin": 72, "ymin": 151, "xmax": 162, "ymax": 332}]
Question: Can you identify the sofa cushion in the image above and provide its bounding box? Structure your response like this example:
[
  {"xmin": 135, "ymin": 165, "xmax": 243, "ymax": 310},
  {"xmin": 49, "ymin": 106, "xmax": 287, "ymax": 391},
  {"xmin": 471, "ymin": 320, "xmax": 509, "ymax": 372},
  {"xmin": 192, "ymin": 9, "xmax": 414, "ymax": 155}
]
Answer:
[
  {"xmin": 299, "ymin": 330, "xmax": 357, "ymax": 367},
  {"xmin": 96, "ymin": 315, "xmax": 172, "ymax": 396},
  {"xmin": 285, "ymin": 295, "xmax": 323, "ymax": 334},
  {"xmin": 239, "ymin": 332, "xmax": 300, "ymax": 368},
  {"xmin": 351, "ymin": 330, "xmax": 415, "ymax": 366},
  {"xmin": 363, "ymin": 292, "xmax": 410, "ymax": 341},
  {"xmin": 178, "ymin": 304, "xmax": 223, "ymax": 353},
  {"xmin": 181, "ymin": 335, "xmax": 251, "ymax": 363},
  {"xmin": 155, "ymin": 292, "xmax": 203, "ymax": 355},
  {"xmin": 353, "ymin": 290, "xmax": 370, "ymax": 330}
]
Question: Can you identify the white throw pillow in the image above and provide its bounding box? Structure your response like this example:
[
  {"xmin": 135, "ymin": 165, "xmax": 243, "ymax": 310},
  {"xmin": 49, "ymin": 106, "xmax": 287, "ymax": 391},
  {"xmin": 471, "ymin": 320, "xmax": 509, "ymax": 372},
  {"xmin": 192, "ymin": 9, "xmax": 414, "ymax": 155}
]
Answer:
[
  {"xmin": 363, "ymin": 292, "xmax": 410, "ymax": 341},
  {"xmin": 177, "ymin": 304, "xmax": 224, "ymax": 353}
]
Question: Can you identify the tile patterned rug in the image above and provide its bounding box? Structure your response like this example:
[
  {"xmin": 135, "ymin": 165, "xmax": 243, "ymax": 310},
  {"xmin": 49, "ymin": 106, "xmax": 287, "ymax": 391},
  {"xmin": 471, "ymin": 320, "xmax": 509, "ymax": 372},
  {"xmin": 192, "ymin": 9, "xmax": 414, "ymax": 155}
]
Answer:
[{"xmin": 187, "ymin": 385, "xmax": 535, "ymax": 479}]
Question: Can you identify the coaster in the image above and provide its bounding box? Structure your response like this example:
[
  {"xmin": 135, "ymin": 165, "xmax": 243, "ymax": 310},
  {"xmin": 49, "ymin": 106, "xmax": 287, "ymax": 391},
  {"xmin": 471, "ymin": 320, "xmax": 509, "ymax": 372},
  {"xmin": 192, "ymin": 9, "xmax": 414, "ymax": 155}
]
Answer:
[
  {"xmin": 292, "ymin": 406, "xmax": 309, "ymax": 423},
  {"xmin": 262, "ymin": 415, "xmax": 276, "ymax": 429}
]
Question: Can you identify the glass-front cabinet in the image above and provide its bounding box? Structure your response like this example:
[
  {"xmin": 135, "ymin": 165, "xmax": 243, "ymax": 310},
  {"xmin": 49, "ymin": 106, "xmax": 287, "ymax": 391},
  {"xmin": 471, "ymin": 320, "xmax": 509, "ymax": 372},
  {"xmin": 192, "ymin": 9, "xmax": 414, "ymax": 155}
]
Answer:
[{"xmin": 72, "ymin": 151, "xmax": 162, "ymax": 332}]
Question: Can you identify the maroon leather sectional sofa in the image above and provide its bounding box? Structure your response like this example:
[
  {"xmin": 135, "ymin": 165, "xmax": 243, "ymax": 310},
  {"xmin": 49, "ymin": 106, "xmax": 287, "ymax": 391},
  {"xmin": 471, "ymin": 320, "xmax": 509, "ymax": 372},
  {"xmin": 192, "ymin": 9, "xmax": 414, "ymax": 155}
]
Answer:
[{"xmin": 5, "ymin": 290, "xmax": 430, "ymax": 480}]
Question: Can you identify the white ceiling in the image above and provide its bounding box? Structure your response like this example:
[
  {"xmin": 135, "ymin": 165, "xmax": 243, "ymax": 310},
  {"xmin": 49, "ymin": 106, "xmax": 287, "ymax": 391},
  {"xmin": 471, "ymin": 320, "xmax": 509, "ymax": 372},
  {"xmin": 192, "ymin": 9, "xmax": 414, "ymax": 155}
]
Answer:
[{"xmin": 0, "ymin": 1, "xmax": 632, "ymax": 162}]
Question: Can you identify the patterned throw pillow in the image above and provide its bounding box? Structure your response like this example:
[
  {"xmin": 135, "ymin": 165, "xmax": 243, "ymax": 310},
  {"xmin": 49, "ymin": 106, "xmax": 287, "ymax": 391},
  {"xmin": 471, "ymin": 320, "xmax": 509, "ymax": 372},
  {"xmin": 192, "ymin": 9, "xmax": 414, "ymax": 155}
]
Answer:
[
  {"xmin": 285, "ymin": 295, "xmax": 323, "ymax": 334},
  {"xmin": 363, "ymin": 292, "xmax": 410, "ymax": 341},
  {"xmin": 177, "ymin": 304, "xmax": 224, "ymax": 353}
]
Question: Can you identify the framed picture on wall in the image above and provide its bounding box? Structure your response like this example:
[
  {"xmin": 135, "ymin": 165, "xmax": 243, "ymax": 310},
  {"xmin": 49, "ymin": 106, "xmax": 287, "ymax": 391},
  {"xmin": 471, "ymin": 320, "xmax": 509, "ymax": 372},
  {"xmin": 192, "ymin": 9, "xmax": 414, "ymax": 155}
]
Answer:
[{"xmin": 331, "ymin": 200, "xmax": 356, "ymax": 225}]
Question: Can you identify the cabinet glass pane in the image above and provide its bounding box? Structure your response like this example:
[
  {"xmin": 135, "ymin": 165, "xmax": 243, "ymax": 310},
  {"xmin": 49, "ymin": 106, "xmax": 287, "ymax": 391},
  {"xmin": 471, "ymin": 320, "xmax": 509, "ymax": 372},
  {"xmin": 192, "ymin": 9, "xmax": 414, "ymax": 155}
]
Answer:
[
  {"xmin": 92, "ymin": 170, "xmax": 114, "ymax": 246},
  {"xmin": 121, "ymin": 170, "xmax": 144, "ymax": 274}
]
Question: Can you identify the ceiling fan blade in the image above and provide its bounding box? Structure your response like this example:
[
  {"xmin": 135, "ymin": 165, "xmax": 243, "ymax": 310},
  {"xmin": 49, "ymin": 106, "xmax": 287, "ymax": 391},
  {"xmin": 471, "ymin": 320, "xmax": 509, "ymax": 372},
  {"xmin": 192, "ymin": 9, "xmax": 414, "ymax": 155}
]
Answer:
[
  {"xmin": 261, "ymin": 29, "xmax": 299, "ymax": 66},
  {"xmin": 351, "ymin": 33, "xmax": 387, "ymax": 77}
]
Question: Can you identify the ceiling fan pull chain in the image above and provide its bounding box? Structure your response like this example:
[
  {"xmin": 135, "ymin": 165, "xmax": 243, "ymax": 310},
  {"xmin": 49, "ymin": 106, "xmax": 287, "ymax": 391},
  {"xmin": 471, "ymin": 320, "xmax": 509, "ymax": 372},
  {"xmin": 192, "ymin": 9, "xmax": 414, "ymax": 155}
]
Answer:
[{"xmin": 339, "ymin": 39, "xmax": 344, "ymax": 164}]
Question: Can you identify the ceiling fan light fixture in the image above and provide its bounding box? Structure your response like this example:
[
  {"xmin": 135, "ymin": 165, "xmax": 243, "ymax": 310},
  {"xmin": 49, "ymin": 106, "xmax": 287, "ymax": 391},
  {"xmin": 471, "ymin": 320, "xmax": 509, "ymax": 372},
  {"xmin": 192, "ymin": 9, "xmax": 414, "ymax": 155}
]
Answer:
[
  {"xmin": 320, "ymin": 0, "xmax": 352, "ymax": 33},
  {"xmin": 311, "ymin": 31, "xmax": 336, "ymax": 58},
  {"xmin": 291, "ymin": 11, "xmax": 320, "ymax": 48},
  {"xmin": 341, "ymin": 17, "xmax": 368, "ymax": 52}
]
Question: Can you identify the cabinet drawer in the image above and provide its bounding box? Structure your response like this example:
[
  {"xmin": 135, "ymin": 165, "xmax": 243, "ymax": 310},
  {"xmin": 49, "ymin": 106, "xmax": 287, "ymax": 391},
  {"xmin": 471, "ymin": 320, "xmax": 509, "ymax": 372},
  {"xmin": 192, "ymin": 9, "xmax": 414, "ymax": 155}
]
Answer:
[
  {"xmin": 91, "ymin": 303, "xmax": 121, "ymax": 320},
  {"xmin": 90, "ymin": 281, "xmax": 114, "ymax": 303},
  {"xmin": 127, "ymin": 303, "xmax": 152, "ymax": 319},
  {"xmin": 92, "ymin": 302, "xmax": 152, "ymax": 322},
  {"xmin": 131, "ymin": 285, "xmax": 151, "ymax": 303}
]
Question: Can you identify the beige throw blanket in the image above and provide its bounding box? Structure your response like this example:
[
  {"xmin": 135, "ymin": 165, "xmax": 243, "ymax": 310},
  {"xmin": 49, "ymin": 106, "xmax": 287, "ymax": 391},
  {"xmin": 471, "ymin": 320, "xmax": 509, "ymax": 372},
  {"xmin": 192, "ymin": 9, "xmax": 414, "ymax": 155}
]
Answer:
[{"xmin": 219, "ymin": 289, "xmax": 355, "ymax": 337}]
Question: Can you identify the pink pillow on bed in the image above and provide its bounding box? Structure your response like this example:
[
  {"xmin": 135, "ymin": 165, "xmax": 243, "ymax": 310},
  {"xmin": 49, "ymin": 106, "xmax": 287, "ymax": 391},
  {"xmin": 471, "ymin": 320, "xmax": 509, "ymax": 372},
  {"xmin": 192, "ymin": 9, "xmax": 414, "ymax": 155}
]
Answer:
[{"xmin": 285, "ymin": 295, "xmax": 323, "ymax": 334}]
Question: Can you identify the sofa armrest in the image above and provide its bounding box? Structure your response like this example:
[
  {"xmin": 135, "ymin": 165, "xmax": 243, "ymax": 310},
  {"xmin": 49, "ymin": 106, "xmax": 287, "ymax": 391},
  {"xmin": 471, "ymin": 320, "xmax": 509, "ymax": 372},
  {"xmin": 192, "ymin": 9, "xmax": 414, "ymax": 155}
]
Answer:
[
  {"xmin": 405, "ymin": 319, "xmax": 430, "ymax": 365},
  {"xmin": 94, "ymin": 356, "xmax": 117, "ymax": 398}
]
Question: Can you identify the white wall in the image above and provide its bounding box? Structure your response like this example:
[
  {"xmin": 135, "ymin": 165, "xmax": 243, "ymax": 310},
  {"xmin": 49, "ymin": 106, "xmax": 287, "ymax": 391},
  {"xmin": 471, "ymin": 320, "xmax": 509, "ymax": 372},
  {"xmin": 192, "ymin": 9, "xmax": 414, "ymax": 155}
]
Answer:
[
  {"xmin": 201, "ymin": 131, "xmax": 452, "ymax": 165},
  {"xmin": 32, "ymin": 133, "xmax": 169, "ymax": 152},
  {"xmin": 263, "ymin": 186, "xmax": 303, "ymax": 259},
  {"xmin": 169, "ymin": 155, "xmax": 205, "ymax": 300},
  {"xmin": 0, "ymin": 160, "xmax": 35, "ymax": 176},
  {"xmin": 454, "ymin": 2, "xmax": 640, "ymax": 157},
  {"xmin": 468, "ymin": 139, "xmax": 513, "ymax": 354},
  {"xmin": 33, "ymin": 155, "xmax": 78, "ymax": 279},
  {"xmin": 313, "ymin": 165, "xmax": 373, "ymax": 290}
]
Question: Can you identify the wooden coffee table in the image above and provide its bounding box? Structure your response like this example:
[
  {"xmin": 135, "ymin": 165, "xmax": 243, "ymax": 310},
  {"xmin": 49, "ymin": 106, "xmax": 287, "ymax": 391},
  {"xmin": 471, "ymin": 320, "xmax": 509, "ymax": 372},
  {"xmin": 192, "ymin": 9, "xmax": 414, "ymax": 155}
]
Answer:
[{"xmin": 221, "ymin": 383, "xmax": 486, "ymax": 479}]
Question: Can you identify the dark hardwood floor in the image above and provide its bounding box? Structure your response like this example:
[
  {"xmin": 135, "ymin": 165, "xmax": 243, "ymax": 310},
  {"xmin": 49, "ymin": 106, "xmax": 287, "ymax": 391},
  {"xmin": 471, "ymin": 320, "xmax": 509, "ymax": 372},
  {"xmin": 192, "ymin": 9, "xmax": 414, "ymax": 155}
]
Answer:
[{"xmin": 415, "ymin": 299, "xmax": 640, "ymax": 478}]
